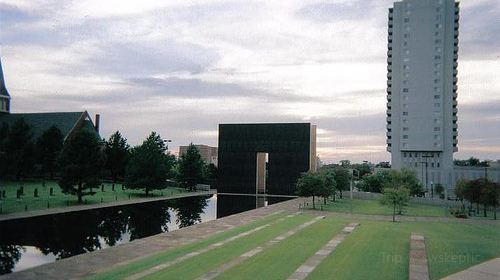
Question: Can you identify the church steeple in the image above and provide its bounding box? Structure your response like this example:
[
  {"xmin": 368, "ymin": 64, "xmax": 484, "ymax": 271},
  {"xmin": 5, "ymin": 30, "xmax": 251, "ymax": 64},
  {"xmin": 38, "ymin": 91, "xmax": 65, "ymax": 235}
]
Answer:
[{"xmin": 0, "ymin": 57, "xmax": 11, "ymax": 114}]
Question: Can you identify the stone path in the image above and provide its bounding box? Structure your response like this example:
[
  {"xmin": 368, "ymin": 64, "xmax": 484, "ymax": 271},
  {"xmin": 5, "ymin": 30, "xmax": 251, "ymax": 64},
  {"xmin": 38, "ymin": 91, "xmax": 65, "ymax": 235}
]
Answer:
[
  {"xmin": 287, "ymin": 222, "xmax": 360, "ymax": 280},
  {"xmin": 196, "ymin": 216, "xmax": 325, "ymax": 280},
  {"xmin": 124, "ymin": 212, "xmax": 301, "ymax": 280},
  {"xmin": 440, "ymin": 257, "xmax": 500, "ymax": 280},
  {"xmin": 0, "ymin": 197, "xmax": 307, "ymax": 280},
  {"xmin": 409, "ymin": 233, "xmax": 430, "ymax": 280},
  {"xmin": 0, "ymin": 190, "xmax": 217, "ymax": 222}
]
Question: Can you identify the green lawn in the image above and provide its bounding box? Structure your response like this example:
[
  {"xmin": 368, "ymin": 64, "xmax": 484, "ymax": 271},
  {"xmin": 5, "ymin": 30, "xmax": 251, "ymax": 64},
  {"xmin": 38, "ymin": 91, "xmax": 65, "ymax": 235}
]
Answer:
[
  {"xmin": 217, "ymin": 216, "xmax": 348, "ymax": 280},
  {"xmin": 87, "ymin": 211, "xmax": 287, "ymax": 280},
  {"xmin": 142, "ymin": 214, "xmax": 315, "ymax": 280},
  {"xmin": 307, "ymin": 220, "xmax": 500, "ymax": 280},
  {"xmin": 86, "ymin": 211, "xmax": 500, "ymax": 280},
  {"xmin": 316, "ymin": 198, "xmax": 449, "ymax": 217},
  {"xmin": 0, "ymin": 180, "xmax": 186, "ymax": 214}
]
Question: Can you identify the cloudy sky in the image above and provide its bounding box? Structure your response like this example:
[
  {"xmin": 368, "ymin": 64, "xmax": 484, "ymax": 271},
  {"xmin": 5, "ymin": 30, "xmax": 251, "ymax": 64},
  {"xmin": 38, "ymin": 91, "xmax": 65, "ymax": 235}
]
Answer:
[{"xmin": 0, "ymin": 0, "xmax": 499, "ymax": 163}]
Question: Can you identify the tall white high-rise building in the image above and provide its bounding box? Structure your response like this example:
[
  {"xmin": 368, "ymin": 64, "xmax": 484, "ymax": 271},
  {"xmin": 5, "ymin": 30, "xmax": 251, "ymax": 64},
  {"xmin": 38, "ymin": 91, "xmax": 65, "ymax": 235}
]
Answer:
[{"xmin": 386, "ymin": 0, "xmax": 459, "ymax": 194}]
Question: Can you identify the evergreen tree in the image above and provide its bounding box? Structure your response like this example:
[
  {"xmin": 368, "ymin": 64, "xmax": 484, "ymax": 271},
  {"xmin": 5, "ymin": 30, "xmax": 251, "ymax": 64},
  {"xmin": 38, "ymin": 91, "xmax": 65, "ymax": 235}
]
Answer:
[
  {"xmin": 125, "ymin": 132, "xmax": 174, "ymax": 195},
  {"xmin": 4, "ymin": 118, "xmax": 35, "ymax": 180},
  {"xmin": 58, "ymin": 130, "xmax": 105, "ymax": 203},
  {"xmin": 177, "ymin": 144, "xmax": 205, "ymax": 191},
  {"xmin": 104, "ymin": 131, "xmax": 130, "ymax": 183},
  {"xmin": 37, "ymin": 126, "xmax": 64, "ymax": 179}
]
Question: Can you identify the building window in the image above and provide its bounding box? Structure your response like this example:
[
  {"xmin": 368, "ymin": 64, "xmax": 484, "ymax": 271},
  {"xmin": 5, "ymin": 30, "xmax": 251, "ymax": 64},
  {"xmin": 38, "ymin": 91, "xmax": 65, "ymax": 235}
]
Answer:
[
  {"xmin": 431, "ymin": 163, "xmax": 435, "ymax": 168},
  {"xmin": 434, "ymin": 79, "xmax": 440, "ymax": 83},
  {"xmin": 403, "ymin": 143, "xmax": 408, "ymax": 148},
  {"xmin": 434, "ymin": 127, "xmax": 441, "ymax": 131},
  {"xmin": 434, "ymin": 95, "xmax": 440, "ymax": 99},
  {"xmin": 434, "ymin": 55, "xmax": 441, "ymax": 60},
  {"xmin": 403, "ymin": 88, "xmax": 409, "ymax": 92},
  {"xmin": 403, "ymin": 112, "xmax": 408, "ymax": 116},
  {"xmin": 435, "ymin": 39, "xmax": 441, "ymax": 44},
  {"xmin": 403, "ymin": 127, "xmax": 409, "ymax": 131},
  {"xmin": 434, "ymin": 135, "xmax": 440, "ymax": 139},
  {"xmin": 404, "ymin": 17, "xmax": 410, "ymax": 23},
  {"xmin": 403, "ymin": 135, "xmax": 409, "ymax": 139},
  {"xmin": 434, "ymin": 103, "xmax": 440, "ymax": 108},
  {"xmin": 437, "ymin": 163, "xmax": 440, "ymax": 167}
]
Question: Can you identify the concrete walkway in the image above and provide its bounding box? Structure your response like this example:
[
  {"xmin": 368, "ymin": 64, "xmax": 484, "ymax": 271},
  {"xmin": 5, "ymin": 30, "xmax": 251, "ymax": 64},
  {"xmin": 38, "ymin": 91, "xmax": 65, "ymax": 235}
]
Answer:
[
  {"xmin": 0, "ymin": 197, "xmax": 307, "ymax": 280},
  {"xmin": 287, "ymin": 222, "xmax": 359, "ymax": 280},
  {"xmin": 0, "ymin": 190, "xmax": 216, "ymax": 222},
  {"xmin": 197, "ymin": 216, "xmax": 325, "ymax": 280},
  {"xmin": 409, "ymin": 233, "xmax": 430, "ymax": 280},
  {"xmin": 441, "ymin": 258, "xmax": 500, "ymax": 280}
]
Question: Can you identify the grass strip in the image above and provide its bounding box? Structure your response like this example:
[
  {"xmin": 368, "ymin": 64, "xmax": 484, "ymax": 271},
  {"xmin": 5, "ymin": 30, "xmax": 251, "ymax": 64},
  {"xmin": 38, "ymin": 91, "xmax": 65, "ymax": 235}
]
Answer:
[
  {"xmin": 87, "ymin": 211, "xmax": 286, "ymax": 280},
  {"xmin": 216, "ymin": 216, "xmax": 348, "ymax": 280},
  {"xmin": 141, "ymin": 214, "xmax": 314, "ymax": 280},
  {"xmin": 306, "ymin": 220, "xmax": 409, "ymax": 280}
]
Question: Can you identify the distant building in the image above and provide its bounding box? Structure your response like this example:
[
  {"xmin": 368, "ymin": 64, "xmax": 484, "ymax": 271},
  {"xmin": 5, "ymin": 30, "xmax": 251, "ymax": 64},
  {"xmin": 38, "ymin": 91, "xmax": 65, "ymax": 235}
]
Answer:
[
  {"xmin": 179, "ymin": 144, "xmax": 218, "ymax": 165},
  {"xmin": 387, "ymin": 0, "xmax": 460, "ymax": 194},
  {"xmin": 0, "ymin": 58, "xmax": 100, "ymax": 141}
]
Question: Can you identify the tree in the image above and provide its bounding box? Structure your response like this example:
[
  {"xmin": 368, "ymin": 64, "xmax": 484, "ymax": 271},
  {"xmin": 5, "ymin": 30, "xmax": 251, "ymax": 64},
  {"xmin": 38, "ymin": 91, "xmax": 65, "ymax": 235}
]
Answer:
[
  {"xmin": 58, "ymin": 130, "xmax": 105, "ymax": 203},
  {"xmin": 296, "ymin": 171, "xmax": 325, "ymax": 209},
  {"xmin": 464, "ymin": 179, "xmax": 482, "ymax": 215},
  {"xmin": 380, "ymin": 187, "xmax": 410, "ymax": 222},
  {"xmin": 203, "ymin": 163, "xmax": 218, "ymax": 187},
  {"xmin": 339, "ymin": 160, "xmax": 351, "ymax": 167},
  {"xmin": 36, "ymin": 126, "xmax": 64, "ymax": 179},
  {"xmin": 125, "ymin": 132, "xmax": 174, "ymax": 195},
  {"xmin": 0, "ymin": 122, "xmax": 9, "ymax": 180},
  {"xmin": 177, "ymin": 144, "xmax": 205, "ymax": 191},
  {"xmin": 321, "ymin": 170, "xmax": 337, "ymax": 202},
  {"xmin": 333, "ymin": 168, "xmax": 350, "ymax": 199},
  {"xmin": 481, "ymin": 181, "xmax": 500, "ymax": 220},
  {"xmin": 399, "ymin": 168, "xmax": 423, "ymax": 196},
  {"xmin": 358, "ymin": 171, "xmax": 391, "ymax": 193},
  {"xmin": 434, "ymin": 183, "xmax": 445, "ymax": 199},
  {"xmin": 104, "ymin": 131, "xmax": 130, "ymax": 183},
  {"xmin": 455, "ymin": 178, "xmax": 469, "ymax": 212},
  {"xmin": 351, "ymin": 163, "xmax": 372, "ymax": 178},
  {"xmin": 4, "ymin": 118, "xmax": 35, "ymax": 180}
]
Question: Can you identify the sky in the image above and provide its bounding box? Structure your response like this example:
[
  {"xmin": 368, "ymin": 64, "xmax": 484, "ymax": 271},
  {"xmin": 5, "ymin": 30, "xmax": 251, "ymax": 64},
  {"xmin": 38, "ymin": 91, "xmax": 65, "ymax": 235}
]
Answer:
[{"xmin": 0, "ymin": 0, "xmax": 499, "ymax": 163}]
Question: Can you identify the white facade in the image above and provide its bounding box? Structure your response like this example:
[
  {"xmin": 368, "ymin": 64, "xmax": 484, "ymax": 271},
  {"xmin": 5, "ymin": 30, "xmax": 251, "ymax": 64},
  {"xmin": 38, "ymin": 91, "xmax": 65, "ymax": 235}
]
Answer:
[{"xmin": 387, "ymin": 0, "xmax": 459, "ymax": 193}]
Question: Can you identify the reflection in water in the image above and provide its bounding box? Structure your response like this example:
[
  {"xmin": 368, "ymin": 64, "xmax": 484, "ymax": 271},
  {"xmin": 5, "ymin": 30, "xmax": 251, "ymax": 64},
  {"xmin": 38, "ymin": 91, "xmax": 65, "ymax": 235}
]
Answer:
[
  {"xmin": 0, "ymin": 195, "xmax": 213, "ymax": 275},
  {"xmin": 0, "ymin": 193, "xmax": 290, "ymax": 275},
  {"xmin": 0, "ymin": 245, "xmax": 22, "ymax": 275},
  {"xmin": 216, "ymin": 194, "xmax": 289, "ymax": 219},
  {"xmin": 173, "ymin": 196, "xmax": 209, "ymax": 228}
]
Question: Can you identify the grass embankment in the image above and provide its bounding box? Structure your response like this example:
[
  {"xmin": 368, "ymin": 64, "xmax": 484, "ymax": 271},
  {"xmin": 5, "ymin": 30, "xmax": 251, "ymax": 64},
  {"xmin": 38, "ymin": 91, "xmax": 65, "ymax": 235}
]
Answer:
[
  {"xmin": 217, "ymin": 216, "xmax": 348, "ymax": 280},
  {"xmin": 88, "ymin": 211, "xmax": 500, "ymax": 280},
  {"xmin": 307, "ymin": 220, "xmax": 500, "ymax": 280},
  {"xmin": 87, "ymin": 212, "xmax": 287, "ymax": 280},
  {"xmin": 317, "ymin": 198, "xmax": 448, "ymax": 217},
  {"xmin": 317, "ymin": 198, "xmax": 497, "ymax": 220},
  {"xmin": 0, "ymin": 180, "xmax": 186, "ymax": 215},
  {"xmin": 142, "ymin": 214, "xmax": 314, "ymax": 280}
]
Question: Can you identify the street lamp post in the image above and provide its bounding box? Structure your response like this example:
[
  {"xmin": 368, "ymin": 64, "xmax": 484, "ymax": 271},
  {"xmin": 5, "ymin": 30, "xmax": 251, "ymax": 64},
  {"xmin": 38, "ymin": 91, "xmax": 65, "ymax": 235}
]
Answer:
[{"xmin": 163, "ymin": 139, "xmax": 172, "ymax": 151}]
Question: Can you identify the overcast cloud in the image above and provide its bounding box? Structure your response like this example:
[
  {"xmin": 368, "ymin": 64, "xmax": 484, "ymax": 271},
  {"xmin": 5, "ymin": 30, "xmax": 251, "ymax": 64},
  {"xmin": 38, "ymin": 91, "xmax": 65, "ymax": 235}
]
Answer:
[{"xmin": 1, "ymin": 0, "xmax": 499, "ymax": 163}]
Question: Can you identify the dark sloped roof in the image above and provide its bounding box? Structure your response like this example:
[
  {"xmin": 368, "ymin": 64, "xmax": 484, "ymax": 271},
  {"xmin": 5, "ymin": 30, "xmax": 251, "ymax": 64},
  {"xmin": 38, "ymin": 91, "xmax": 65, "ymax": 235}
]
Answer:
[
  {"xmin": 0, "ymin": 112, "xmax": 86, "ymax": 140},
  {"xmin": 0, "ymin": 58, "xmax": 10, "ymax": 97}
]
